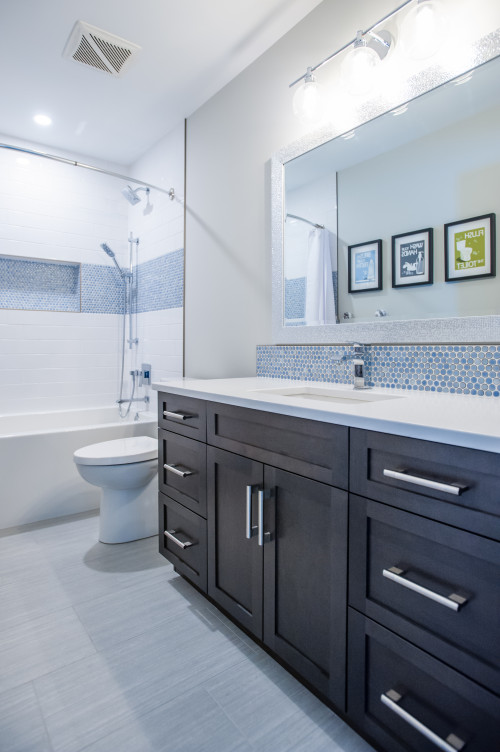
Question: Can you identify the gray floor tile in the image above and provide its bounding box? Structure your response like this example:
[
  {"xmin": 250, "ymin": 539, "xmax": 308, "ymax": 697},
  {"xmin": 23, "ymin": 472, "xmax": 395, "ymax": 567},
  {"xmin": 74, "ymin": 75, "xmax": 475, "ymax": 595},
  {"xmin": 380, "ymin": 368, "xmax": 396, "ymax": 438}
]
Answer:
[
  {"xmin": 0, "ymin": 606, "xmax": 96, "ymax": 693},
  {"xmin": 0, "ymin": 572, "xmax": 73, "ymax": 631},
  {"xmin": 3, "ymin": 513, "xmax": 374, "ymax": 752},
  {"xmin": 35, "ymin": 607, "xmax": 253, "ymax": 752},
  {"xmin": 73, "ymin": 569, "xmax": 194, "ymax": 651},
  {"xmin": 0, "ymin": 683, "xmax": 52, "ymax": 752},
  {"xmin": 78, "ymin": 688, "xmax": 254, "ymax": 752},
  {"xmin": 54, "ymin": 547, "xmax": 169, "ymax": 606}
]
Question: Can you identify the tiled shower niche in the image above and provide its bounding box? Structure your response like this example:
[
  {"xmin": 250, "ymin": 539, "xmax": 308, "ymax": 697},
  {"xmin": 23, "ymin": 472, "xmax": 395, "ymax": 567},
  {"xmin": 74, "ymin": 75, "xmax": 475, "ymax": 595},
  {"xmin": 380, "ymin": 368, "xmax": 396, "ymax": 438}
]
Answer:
[{"xmin": 0, "ymin": 255, "xmax": 81, "ymax": 312}]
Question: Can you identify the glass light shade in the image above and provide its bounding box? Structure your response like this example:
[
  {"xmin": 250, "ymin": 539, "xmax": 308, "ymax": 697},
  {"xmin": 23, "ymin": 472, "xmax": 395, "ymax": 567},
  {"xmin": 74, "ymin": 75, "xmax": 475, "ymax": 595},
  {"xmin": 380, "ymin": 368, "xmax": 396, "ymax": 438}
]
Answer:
[
  {"xmin": 399, "ymin": 0, "xmax": 444, "ymax": 60},
  {"xmin": 341, "ymin": 44, "xmax": 380, "ymax": 97},
  {"xmin": 292, "ymin": 77, "xmax": 325, "ymax": 126}
]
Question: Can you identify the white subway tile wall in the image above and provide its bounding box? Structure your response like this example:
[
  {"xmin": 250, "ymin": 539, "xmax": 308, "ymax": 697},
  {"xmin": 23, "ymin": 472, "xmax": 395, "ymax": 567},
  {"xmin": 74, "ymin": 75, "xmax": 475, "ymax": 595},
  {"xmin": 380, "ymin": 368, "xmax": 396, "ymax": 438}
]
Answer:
[{"xmin": 0, "ymin": 125, "xmax": 185, "ymax": 415}]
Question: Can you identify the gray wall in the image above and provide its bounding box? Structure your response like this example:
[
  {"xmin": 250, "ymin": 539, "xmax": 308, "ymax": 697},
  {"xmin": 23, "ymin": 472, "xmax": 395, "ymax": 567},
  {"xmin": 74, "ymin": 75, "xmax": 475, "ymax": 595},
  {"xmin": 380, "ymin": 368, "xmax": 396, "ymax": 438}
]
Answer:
[{"xmin": 184, "ymin": 0, "xmax": 397, "ymax": 378}]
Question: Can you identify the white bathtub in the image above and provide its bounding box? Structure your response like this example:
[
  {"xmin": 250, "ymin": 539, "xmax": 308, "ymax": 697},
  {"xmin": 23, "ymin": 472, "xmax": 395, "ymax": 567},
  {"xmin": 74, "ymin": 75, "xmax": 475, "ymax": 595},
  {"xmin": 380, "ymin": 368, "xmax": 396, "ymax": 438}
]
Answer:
[{"xmin": 0, "ymin": 407, "xmax": 157, "ymax": 531}]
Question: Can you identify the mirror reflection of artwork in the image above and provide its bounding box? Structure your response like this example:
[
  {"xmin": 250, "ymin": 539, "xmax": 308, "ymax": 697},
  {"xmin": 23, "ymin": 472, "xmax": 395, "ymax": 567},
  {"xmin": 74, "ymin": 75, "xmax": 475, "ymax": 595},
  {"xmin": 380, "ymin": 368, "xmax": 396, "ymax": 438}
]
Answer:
[
  {"xmin": 281, "ymin": 54, "xmax": 500, "ymax": 328},
  {"xmin": 400, "ymin": 241, "xmax": 425, "ymax": 278},
  {"xmin": 445, "ymin": 213, "xmax": 496, "ymax": 282},
  {"xmin": 356, "ymin": 250, "xmax": 376, "ymax": 283}
]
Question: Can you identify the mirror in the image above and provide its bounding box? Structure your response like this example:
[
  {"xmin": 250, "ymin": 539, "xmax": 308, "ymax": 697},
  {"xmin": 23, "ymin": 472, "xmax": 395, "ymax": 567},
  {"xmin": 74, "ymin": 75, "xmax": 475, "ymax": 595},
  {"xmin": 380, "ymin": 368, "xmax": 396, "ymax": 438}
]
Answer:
[{"xmin": 272, "ymin": 30, "xmax": 500, "ymax": 344}]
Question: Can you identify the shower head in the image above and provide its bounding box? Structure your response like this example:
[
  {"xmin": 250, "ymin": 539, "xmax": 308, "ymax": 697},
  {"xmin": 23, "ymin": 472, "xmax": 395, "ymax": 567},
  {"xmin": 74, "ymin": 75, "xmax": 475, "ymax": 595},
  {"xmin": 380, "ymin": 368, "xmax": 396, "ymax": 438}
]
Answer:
[
  {"xmin": 121, "ymin": 185, "xmax": 150, "ymax": 205},
  {"xmin": 100, "ymin": 242, "xmax": 115, "ymax": 258}
]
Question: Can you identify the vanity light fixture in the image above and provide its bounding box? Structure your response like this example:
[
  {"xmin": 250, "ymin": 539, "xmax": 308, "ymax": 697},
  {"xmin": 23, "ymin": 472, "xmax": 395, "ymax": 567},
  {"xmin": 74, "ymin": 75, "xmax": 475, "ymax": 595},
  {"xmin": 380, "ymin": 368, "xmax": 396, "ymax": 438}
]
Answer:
[
  {"xmin": 289, "ymin": 0, "xmax": 450, "ymax": 123},
  {"xmin": 341, "ymin": 30, "xmax": 392, "ymax": 96},
  {"xmin": 292, "ymin": 67, "xmax": 325, "ymax": 126},
  {"xmin": 453, "ymin": 71, "xmax": 474, "ymax": 86},
  {"xmin": 398, "ymin": 0, "xmax": 445, "ymax": 60},
  {"xmin": 391, "ymin": 103, "xmax": 409, "ymax": 116}
]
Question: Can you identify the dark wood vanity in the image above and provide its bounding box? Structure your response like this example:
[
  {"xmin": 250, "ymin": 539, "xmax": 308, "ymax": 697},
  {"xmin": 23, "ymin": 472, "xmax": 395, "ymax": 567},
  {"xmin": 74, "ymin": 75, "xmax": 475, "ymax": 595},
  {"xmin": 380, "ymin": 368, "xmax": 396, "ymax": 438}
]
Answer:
[{"xmin": 157, "ymin": 390, "xmax": 500, "ymax": 752}]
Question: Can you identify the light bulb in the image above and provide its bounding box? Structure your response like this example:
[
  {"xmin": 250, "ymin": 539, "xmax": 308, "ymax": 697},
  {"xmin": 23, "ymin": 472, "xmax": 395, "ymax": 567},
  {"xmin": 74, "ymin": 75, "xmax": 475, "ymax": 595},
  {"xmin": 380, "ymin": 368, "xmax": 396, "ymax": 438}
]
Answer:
[
  {"xmin": 399, "ymin": 0, "xmax": 445, "ymax": 60},
  {"xmin": 341, "ymin": 32, "xmax": 380, "ymax": 97},
  {"xmin": 292, "ymin": 68, "xmax": 325, "ymax": 126}
]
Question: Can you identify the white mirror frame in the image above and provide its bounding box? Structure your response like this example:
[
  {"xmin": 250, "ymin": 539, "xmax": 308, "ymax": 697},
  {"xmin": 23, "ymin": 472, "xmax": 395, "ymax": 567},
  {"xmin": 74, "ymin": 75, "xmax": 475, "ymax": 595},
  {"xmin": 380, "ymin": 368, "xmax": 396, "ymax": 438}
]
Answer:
[{"xmin": 271, "ymin": 29, "xmax": 500, "ymax": 344}]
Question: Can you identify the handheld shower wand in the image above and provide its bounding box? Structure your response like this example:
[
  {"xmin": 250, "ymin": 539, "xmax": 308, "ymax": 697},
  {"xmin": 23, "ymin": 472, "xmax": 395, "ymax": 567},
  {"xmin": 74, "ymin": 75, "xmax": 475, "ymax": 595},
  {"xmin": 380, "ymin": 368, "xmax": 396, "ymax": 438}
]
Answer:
[{"xmin": 100, "ymin": 243, "xmax": 128, "ymax": 279}]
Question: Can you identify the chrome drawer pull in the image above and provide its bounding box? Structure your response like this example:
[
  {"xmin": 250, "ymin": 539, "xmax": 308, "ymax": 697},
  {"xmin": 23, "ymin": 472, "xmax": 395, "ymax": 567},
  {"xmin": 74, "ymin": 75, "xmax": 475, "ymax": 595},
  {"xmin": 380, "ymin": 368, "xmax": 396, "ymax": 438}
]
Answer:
[
  {"xmin": 383, "ymin": 468, "xmax": 467, "ymax": 496},
  {"xmin": 381, "ymin": 690, "xmax": 465, "ymax": 752},
  {"xmin": 164, "ymin": 529, "xmax": 195, "ymax": 549},
  {"xmin": 163, "ymin": 463, "xmax": 193, "ymax": 478},
  {"xmin": 245, "ymin": 485, "xmax": 258, "ymax": 539},
  {"xmin": 383, "ymin": 567, "xmax": 467, "ymax": 611},
  {"xmin": 163, "ymin": 410, "xmax": 194, "ymax": 421}
]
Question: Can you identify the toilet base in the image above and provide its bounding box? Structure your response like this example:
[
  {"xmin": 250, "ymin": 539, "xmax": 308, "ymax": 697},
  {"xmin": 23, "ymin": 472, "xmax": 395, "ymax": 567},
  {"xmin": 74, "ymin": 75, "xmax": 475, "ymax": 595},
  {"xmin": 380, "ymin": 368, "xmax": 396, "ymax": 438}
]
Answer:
[{"xmin": 99, "ymin": 475, "xmax": 158, "ymax": 544}]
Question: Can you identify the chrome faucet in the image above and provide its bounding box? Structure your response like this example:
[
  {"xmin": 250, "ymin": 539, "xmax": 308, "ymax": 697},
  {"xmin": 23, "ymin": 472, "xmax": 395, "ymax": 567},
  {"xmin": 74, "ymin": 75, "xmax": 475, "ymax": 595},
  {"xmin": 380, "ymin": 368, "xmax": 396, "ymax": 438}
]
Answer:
[{"xmin": 349, "ymin": 342, "xmax": 371, "ymax": 390}]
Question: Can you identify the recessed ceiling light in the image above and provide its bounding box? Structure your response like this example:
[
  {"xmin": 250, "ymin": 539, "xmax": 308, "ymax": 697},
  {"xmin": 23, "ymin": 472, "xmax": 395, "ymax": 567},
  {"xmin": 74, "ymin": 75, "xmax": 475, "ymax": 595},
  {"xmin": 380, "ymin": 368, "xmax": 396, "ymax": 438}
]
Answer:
[{"xmin": 34, "ymin": 114, "xmax": 52, "ymax": 126}]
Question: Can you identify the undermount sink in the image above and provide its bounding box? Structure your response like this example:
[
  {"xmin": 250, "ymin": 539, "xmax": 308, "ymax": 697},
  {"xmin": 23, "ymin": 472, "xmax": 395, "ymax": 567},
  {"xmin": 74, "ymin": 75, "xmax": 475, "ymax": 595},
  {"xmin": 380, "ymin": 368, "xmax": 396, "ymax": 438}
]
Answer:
[{"xmin": 251, "ymin": 385, "xmax": 404, "ymax": 405}]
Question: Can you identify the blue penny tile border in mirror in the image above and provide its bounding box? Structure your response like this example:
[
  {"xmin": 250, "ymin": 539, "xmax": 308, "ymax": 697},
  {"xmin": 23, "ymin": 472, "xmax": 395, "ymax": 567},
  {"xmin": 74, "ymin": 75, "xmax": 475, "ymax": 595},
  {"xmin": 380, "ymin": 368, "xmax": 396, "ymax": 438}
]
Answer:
[{"xmin": 256, "ymin": 345, "xmax": 500, "ymax": 398}]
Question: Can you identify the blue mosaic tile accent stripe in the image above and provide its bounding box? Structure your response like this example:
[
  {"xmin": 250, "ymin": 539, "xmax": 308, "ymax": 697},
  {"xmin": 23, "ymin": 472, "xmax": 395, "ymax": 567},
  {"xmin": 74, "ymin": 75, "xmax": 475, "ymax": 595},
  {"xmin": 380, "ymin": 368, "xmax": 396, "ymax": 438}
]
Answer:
[
  {"xmin": 256, "ymin": 344, "xmax": 500, "ymax": 397},
  {"xmin": 136, "ymin": 248, "xmax": 184, "ymax": 313},
  {"xmin": 1, "ymin": 249, "xmax": 184, "ymax": 315},
  {"xmin": 285, "ymin": 277, "xmax": 305, "ymax": 321},
  {"xmin": 81, "ymin": 263, "xmax": 125, "ymax": 314},
  {"xmin": 284, "ymin": 272, "xmax": 338, "ymax": 324},
  {"xmin": 0, "ymin": 257, "xmax": 80, "ymax": 312}
]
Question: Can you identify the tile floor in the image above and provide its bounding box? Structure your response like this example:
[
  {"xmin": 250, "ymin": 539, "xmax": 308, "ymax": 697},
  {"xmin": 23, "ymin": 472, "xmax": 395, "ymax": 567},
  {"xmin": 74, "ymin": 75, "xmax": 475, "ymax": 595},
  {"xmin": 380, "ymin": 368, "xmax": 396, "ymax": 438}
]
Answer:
[{"xmin": 0, "ymin": 512, "xmax": 375, "ymax": 752}]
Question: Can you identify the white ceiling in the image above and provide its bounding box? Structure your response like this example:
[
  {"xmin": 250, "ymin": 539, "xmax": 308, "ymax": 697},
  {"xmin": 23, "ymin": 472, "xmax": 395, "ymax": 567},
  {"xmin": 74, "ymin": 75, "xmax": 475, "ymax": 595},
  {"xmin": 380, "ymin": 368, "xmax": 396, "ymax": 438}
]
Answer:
[{"xmin": 0, "ymin": 0, "xmax": 323, "ymax": 166}]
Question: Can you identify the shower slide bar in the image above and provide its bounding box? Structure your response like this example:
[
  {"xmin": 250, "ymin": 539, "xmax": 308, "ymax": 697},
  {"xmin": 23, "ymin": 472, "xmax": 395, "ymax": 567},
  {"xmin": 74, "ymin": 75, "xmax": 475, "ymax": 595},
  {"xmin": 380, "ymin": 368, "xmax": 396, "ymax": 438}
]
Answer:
[
  {"xmin": 0, "ymin": 142, "xmax": 175, "ymax": 200},
  {"xmin": 286, "ymin": 213, "xmax": 325, "ymax": 229}
]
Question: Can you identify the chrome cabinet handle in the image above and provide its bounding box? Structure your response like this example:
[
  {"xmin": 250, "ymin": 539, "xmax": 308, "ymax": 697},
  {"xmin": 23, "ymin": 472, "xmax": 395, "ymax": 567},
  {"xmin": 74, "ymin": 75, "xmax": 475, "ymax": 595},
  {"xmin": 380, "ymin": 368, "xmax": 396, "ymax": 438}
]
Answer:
[
  {"xmin": 381, "ymin": 690, "xmax": 466, "ymax": 752},
  {"xmin": 163, "ymin": 410, "xmax": 194, "ymax": 421},
  {"xmin": 383, "ymin": 468, "xmax": 467, "ymax": 496},
  {"xmin": 164, "ymin": 529, "xmax": 195, "ymax": 549},
  {"xmin": 245, "ymin": 485, "xmax": 258, "ymax": 539},
  {"xmin": 258, "ymin": 489, "xmax": 264, "ymax": 547},
  {"xmin": 383, "ymin": 567, "xmax": 467, "ymax": 611},
  {"xmin": 163, "ymin": 463, "xmax": 193, "ymax": 478}
]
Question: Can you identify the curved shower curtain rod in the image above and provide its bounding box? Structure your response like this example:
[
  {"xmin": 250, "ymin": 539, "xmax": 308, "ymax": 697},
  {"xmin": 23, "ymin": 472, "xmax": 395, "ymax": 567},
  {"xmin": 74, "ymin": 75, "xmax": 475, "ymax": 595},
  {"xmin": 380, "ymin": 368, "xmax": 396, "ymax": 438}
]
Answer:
[{"xmin": 0, "ymin": 142, "xmax": 176, "ymax": 200}]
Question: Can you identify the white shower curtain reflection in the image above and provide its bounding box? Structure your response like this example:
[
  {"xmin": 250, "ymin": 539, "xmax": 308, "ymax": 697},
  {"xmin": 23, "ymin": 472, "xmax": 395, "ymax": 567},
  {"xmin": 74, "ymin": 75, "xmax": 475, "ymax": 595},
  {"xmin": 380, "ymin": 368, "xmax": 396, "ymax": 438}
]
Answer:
[{"xmin": 305, "ymin": 227, "xmax": 337, "ymax": 325}]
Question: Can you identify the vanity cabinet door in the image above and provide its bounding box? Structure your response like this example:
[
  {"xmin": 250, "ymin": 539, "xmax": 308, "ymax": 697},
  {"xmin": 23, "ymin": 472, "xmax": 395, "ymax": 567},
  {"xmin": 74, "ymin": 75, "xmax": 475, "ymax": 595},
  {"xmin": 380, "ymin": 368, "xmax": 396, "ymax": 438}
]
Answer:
[
  {"xmin": 207, "ymin": 446, "xmax": 264, "ymax": 638},
  {"xmin": 263, "ymin": 467, "xmax": 348, "ymax": 710}
]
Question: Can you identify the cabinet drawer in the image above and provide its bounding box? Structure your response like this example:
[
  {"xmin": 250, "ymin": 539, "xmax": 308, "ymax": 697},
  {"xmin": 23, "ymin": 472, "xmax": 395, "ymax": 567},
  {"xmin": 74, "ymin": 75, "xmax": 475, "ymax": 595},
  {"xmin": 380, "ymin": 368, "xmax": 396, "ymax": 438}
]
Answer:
[
  {"xmin": 207, "ymin": 402, "xmax": 348, "ymax": 488},
  {"xmin": 348, "ymin": 611, "xmax": 500, "ymax": 752},
  {"xmin": 158, "ymin": 392, "xmax": 206, "ymax": 441},
  {"xmin": 159, "ymin": 493, "xmax": 207, "ymax": 592},
  {"xmin": 350, "ymin": 429, "xmax": 500, "ymax": 539},
  {"xmin": 349, "ymin": 496, "xmax": 500, "ymax": 694},
  {"xmin": 159, "ymin": 430, "xmax": 207, "ymax": 517}
]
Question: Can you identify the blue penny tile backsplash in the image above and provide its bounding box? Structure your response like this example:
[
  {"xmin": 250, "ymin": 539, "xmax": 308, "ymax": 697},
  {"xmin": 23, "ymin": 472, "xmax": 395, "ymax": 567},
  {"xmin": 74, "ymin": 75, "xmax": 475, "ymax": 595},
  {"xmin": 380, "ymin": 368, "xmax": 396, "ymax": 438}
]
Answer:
[{"xmin": 256, "ymin": 344, "xmax": 500, "ymax": 398}]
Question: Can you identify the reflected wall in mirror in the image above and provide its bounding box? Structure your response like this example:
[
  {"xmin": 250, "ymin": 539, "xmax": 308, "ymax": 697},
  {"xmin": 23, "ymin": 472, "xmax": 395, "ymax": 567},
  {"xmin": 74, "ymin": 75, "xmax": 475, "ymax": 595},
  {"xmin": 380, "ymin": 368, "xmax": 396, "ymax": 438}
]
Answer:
[{"xmin": 272, "ymin": 29, "xmax": 500, "ymax": 344}]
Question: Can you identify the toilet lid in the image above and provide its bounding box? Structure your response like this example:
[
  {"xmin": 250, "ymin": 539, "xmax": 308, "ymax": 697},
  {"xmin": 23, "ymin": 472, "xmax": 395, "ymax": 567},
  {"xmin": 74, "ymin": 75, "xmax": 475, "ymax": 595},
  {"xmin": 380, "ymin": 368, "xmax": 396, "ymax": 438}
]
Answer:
[{"xmin": 73, "ymin": 435, "xmax": 158, "ymax": 466}]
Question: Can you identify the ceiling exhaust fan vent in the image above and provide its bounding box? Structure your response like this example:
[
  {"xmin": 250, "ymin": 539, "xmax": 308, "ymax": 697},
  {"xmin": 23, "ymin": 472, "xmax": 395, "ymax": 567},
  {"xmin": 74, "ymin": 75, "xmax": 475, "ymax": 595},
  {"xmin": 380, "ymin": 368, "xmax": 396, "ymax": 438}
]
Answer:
[{"xmin": 63, "ymin": 21, "xmax": 141, "ymax": 77}]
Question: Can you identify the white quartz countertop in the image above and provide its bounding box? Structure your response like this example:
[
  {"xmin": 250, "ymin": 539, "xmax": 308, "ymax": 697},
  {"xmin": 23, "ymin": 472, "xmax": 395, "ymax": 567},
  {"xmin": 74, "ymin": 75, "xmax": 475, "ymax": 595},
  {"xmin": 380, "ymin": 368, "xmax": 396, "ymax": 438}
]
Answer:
[{"xmin": 152, "ymin": 376, "xmax": 500, "ymax": 454}]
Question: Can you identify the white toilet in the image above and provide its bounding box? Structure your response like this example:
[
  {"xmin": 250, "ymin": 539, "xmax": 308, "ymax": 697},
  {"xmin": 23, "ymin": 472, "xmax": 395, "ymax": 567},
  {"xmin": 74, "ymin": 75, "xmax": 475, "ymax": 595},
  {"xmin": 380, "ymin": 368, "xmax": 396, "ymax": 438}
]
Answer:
[{"xmin": 73, "ymin": 436, "xmax": 158, "ymax": 544}]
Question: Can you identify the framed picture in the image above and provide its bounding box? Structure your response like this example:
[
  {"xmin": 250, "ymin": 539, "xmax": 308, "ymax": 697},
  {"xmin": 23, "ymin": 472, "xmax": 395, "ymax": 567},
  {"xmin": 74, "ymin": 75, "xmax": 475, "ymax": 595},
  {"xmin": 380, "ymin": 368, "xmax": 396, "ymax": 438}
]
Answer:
[
  {"xmin": 392, "ymin": 228, "xmax": 433, "ymax": 288},
  {"xmin": 444, "ymin": 213, "xmax": 496, "ymax": 282},
  {"xmin": 348, "ymin": 239, "xmax": 382, "ymax": 293}
]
